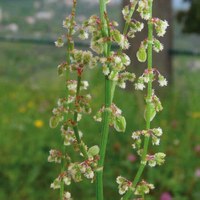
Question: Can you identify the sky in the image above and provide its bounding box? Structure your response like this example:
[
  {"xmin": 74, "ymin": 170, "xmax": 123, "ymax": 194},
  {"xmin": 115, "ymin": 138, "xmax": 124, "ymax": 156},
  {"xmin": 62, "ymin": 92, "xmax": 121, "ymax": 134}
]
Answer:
[
  {"xmin": 112, "ymin": 0, "xmax": 191, "ymax": 10},
  {"xmin": 173, "ymin": 0, "xmax": 190, "ymax": 10}
]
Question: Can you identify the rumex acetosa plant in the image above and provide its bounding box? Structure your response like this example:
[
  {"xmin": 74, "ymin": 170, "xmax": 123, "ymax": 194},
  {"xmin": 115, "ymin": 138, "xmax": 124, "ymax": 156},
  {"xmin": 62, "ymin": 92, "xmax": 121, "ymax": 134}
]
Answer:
[{"xmin": 48, "ymin": 0, "xmax": 168, "ymax": 199}]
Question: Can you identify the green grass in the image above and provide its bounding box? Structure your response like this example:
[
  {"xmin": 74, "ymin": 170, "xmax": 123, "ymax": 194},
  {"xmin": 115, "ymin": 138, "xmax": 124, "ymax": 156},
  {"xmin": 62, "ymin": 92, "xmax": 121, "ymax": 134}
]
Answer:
[{"xmin": 0, "ymin": 41, "xmax": 200, "ymax": 199}]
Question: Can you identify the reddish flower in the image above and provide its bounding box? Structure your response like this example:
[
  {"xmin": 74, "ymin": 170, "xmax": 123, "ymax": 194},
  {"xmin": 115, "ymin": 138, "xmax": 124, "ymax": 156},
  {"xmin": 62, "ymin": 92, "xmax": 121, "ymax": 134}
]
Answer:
[
  {"xmin": 127, "ymin": 154, "xmax": 136, "ymax": 163},
  {"xmin": 160, "ymin": 192, "xmax": 172, "ymax": 200}
]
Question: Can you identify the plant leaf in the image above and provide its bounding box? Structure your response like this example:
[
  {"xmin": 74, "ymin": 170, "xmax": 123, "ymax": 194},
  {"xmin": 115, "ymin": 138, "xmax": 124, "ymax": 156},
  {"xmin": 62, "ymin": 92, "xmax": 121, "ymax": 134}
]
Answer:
[
  {"xmin": 88, "ymin": 145, "xmax": 100, "ymax": 157},
  {"xmin": 49, "ymin": 116, "xmax": 60, "ymax": 128},
  {"xmin": 114, "ymin": 115, "xmax": 126, "ymax": 132},
  {"xmin": 136, "ymin": 47, "xmax": 147, "ymax": 62}
]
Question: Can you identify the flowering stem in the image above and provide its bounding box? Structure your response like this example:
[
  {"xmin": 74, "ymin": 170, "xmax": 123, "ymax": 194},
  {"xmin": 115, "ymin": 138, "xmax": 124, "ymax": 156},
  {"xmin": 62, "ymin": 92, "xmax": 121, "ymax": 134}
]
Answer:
[
  {"xmin": 122, "ymin": 1, "xmax": 153, "ymax": 199},
  {"xmin": 96, "ymin": 77, "xmax": 112, "ymax": 200},
  {"xmin": 96, "ymin": 0, "xmax": 111, "ymax": 199},
  {"xmin": 123, "ymin": 1, "xmax": 138, "ymax": 35},
  {"xmin": 60, "ymin": 34, "xmax": 72, "ymax": 200},
  {"xmin": 111, "ymin": 1, "xmax": 138, "ymax": 102},
  {"xmin": 96, "ymin": 1, "xmax": 139, "ymax": 199},
  {"xmin": 73, "ymin": 75, "xmax": 89, "ymax": 159}
]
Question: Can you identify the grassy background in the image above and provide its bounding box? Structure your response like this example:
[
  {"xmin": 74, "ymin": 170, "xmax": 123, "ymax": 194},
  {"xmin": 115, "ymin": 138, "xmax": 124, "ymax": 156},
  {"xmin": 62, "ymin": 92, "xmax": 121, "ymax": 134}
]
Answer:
[{"xmin": 0, "ymin": 0, "xmax": 200, "ymax": 199}]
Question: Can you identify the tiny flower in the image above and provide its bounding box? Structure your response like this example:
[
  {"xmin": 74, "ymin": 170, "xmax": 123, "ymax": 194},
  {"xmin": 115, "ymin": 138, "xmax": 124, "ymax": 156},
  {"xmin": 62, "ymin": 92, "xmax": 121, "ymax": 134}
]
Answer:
[
  {"xmin": 148, "ymin": 159, "xmax": 156, "ymax": 167},
  {"xmin": 194, "ymin": 145, "xmax": 200, "ymax": 153},
  {"xmin": 109, "ymin": 71, "xmax": 119, "ymax": 81},
  {"xmin": 34, "ymin": 120, "xmax": 44, "ymax": 128},
  {"xmin": 118, "ymin": 81, "xmax": 126, "ymax": 89},
  {"xmin": 122, "ymin": 54, "xmax": 131, "ymax": 66},
  {"xmin": 153, "ymin": 127, "xmax": 163, "ymax": 136},
  {"xmin": 160, "ymin": 192, "xmax": 172, "ymax": 200},
  {"xmin": 116, "ymin": 176, "xmax": 131, "ymax": 195},
  {"xmin": 81, "ymin": 81, "xmax": 89, "ymax": 90},
  {"xmin": 84, "ymin": 166, "xmax": 94, "ymax": 179},
  {"xmin": 153, "ymin": 39, "xmax": 164, "ymax": 52},
  {"xmin": 79, "ymin": 30, "xmax": 89, "ymax": 40},
  {"xmin": 63, "ymin": 17, "xmax": 71, "ymax": 29},
  {"xmin": 132, "ymin": 131, "xmax": 140, "ymax": 140},
  {"xmin": 134, "ymin": 180, "xmax": 154, "ymax": 195},
  {"xmin": 55, "ymin": 37, "xmax": 64, "ymax": 47},
  {"xmin": 114, "ymin": 56, "xmax": 122, "ymax": 64},
  {"xmin": 128, "ymin": 21, "xmax": 144, "ymax": 38},
  {"xmin": 195, "ymin": 168, "xmax": 200, "ymax": 178},
  {"xmin": 18, "ymin": 106, "xmax": 26, "ymax": 113},
  {"xmin": 119, "ymin": 35, "xmax": 130, "ymax": 49},
  {"xmin": 122, "ymin": 6, "xmax": 130, "ymax": 21},
  {"xmin": 143, "ymin": 74, "xmax": 150, "ymax": 83},
  {"xmin": 135, "ymin": 83, "xmax": 145, "ymax": 91},
  {"xmin": 50, "ymin": 178, "xmax": 61, "ymax": 189},
  {"xmin": 152, "ymin": 136, "xmax": 160, "ymax": 145},
  {"xmin": 153, "ymin": 18, "xmax": 169, "ymax": 37},
  {"xmin": 158, "ymin": 75, "xmax": 168, "ymax": 87},
  {"xmin": 48, "ymin": 149, "xmax": 62, "ymax": 163},
  {"xmin": 155, "ymin": 152, "xmax": 166, "ymax": 166},
  {"xmin": 137, "ymin": 0, "xmax": 151, "ymax": 20},
  {"xmin": 63, "ymin": 175, "xmax": 71, "ymax": 185},
  {"xmin": 127, "ymin": 153, "xmax": 136, "ymax": 163},
  {"xmin": 102, "ymin": 65, "xmax": 110, "ymax": 75},
  {"xmin": 63, "ymin": 191, "xmax": 72, "ymax": 200}
]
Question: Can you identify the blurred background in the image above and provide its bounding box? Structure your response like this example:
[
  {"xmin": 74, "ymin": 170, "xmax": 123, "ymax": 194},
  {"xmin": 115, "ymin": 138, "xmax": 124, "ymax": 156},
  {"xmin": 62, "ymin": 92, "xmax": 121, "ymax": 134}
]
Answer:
[{"xmin": 0, "ymin": 0, "xmax": 200, "ymax": 199}]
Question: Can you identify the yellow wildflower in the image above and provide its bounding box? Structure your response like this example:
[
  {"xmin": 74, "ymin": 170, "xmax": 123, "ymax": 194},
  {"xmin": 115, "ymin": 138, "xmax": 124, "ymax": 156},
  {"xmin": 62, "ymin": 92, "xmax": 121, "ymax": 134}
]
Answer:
[
  {"xmin": 190, "ymin": 112, "xmax": 200, "ymax": 119},
  {"xmin": 34, "ymin": 120, "xmax": 44, "ymax": 128},
  {"xmin": 18, "ymin": 106, "xmax": 26, "ymax": 113},
  {"xmin": 27, "ymin": 101, "xmax": 34, "ymax": 108}
]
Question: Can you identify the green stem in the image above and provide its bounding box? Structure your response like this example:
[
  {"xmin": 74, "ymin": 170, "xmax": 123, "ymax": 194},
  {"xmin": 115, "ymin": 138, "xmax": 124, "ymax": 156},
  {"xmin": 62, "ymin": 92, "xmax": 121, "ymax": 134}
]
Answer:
[
  {"xmin": 60, "ymin": 35, "xmax": 71, "ymax": 200},
  {"xmin": 96, "ymin": 76, "xmax": 112, "ymax": 200},
  {"xmin": 110, "ymin": 0, "xmax": 138, "ymax": 101},
  {"xmin": 123, "ymin": 1, "xmax": 138, "ymax": 35},
  {"xmin": 96, "ymin": 1, "xmax": 139, "ymax": 200},
  {"xmin": 96, "ymin": 0, "xmax": 113, "ymax": 199},
  {"xmin": 73, "ymin": 76, "xmax": 89, "ymax": 159},
  {"xmin": 60, "ymin": 2, "xmax": 78, "ymax": 198},
  {"xmin": 122, "ymin": 0, "xmax": 153, "ymax": 199}
]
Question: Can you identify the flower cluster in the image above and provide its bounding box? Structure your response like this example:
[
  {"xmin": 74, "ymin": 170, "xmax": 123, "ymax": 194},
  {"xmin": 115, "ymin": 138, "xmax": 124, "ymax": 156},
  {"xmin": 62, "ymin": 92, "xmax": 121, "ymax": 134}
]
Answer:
[
  {"xmin": 128, "ymin": 21, "xmax": 144, "ymax": 38},
  {"xmin": 94, "ymin": 103, "xmax": 126, "ymax": 132},
  {"xmin": 116, "ymin": 176, "xmax": 132, "ymax": 195},
  {"xmin": 151, "ymin": 18, "xmax": 169, "ymax": 37},
  {"xmin": 49, "ymin": 0, "xmax": 169, "ymax": 199},
  {"xmin": 134, "ymin": 180, "xmax": 155, "ymax": 196},
  {"xmin": 99, "ymin": 52, "xmax": 135, "ymax": 88},
  {"xmin": 132, "ymin": 127, "xmax": 163, "ymax": 149},
  {"xmin": 134, "ymin": 68, "xmax": 167, "ymax": 91},
  {"xmin": 49, "ymin": 80, "xmax": 91, "ymax": 130},
  {"xmin": 137, "ymin": 0, "xmax": 151, "ymax": 20},
  {"xmin": 49, "ymin": 0, "xmax": 102, "ymax": 198},
  {"xmin": 50, "ymin": 155, "xmax": 99, "ymax": 188},
  {"xmin": 48, "ymin": 149, "xmax": 63, "ymax": 163},
  {"xmin": 118, "ymin": 1, "xmax": 169, "ymax": 199},
  {"xmin": 146, "ymin": 152, "xmax": 166, "ymax": 167},
  {"xmin": 49, "ymin": 147, "xmax": 99, "ymax": 189},
  {"xmin": 122, "ymin": 1, "xmax": 140, "ymax": 24}
]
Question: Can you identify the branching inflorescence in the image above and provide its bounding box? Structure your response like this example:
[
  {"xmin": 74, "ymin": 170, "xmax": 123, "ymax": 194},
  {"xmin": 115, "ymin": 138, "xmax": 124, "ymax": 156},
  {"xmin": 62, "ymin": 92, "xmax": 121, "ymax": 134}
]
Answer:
[{"xmin": 48, "ymin": 0, "xmax": 168, "ymax": 199}]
